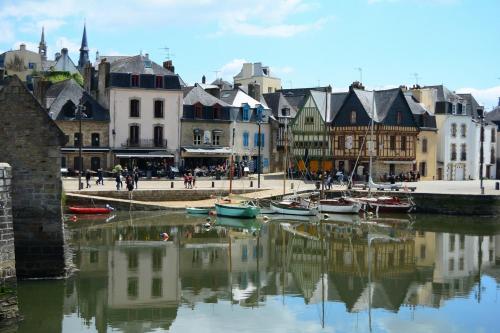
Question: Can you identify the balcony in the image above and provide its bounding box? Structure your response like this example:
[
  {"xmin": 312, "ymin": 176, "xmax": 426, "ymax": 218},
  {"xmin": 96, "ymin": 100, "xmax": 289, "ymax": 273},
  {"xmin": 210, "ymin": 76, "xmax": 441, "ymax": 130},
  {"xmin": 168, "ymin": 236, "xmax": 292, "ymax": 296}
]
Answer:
[{"xmin": 122, "ymin": 139, "xmax": 167, "ymax": 148}]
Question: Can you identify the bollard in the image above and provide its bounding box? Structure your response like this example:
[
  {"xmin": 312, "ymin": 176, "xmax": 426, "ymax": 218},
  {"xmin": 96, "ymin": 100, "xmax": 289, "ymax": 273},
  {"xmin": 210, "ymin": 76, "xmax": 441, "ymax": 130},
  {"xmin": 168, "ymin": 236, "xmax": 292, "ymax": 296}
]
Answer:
[
  {"xmin": 291, "ymin": 183, "xmax": 294, "ymax": 190},
  {"xmin": 496, "ymin": 182, "xmax": 499, "ymax": 190},
  {"xmin": 212, "ymin": 181, "xmax": 215, "ymax": 188},
  {"xmin": 250, "ymin": 180, "xmax": 253, "ymax": 187},
  {"xmin": 171, "ymin": 181, "xmax": 174, "ymax": 188}
]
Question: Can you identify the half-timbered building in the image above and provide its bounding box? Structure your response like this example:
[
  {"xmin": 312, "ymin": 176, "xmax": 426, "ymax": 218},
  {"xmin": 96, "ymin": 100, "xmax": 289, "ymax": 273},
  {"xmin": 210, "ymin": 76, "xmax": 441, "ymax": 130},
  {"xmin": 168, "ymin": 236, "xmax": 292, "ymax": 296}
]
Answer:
[{"xmin": 330, "ymin": 86, "xmax": 419, "ymax": 180}]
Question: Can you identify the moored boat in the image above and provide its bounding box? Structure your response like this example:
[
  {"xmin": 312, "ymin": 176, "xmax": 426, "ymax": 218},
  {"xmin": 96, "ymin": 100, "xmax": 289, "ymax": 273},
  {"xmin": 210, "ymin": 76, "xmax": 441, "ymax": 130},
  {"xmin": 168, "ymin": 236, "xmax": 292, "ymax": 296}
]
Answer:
[
  {"xmin": 186, "ymin": 207, "xmax": 211, "ymax": 215},
  {"xmin": 349, "ymin": 196, "xmax": 415, "ymax": 213},
  {"xmin": 215, "ymin": 202, "xmax": 260, "ymax": 218},
  {"xmin": 270, "ymin": 200, "xmax": 318, "ymax": 216},
  {"xmin": 318, "ymin": 197, "xmax": 361, "ymax": 214},
  {"xmin": 69, "ymin": 206, "xmax": 113, "ymax": 214}
]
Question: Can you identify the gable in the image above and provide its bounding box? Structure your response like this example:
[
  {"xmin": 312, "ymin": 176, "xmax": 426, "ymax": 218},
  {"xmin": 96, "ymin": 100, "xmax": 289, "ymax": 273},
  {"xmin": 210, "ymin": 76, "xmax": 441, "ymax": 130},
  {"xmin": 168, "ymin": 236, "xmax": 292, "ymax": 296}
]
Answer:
[
  {"xmin": 291, "ymin": 94, "xmax": 326, "ymax": 133},
  {"xmin": 382, "ymin": 91, "xmax": 418, "ymax": 127},
  {"xmin": 332, "ymin": 91, "xmax": 372, "ymax": 126}
]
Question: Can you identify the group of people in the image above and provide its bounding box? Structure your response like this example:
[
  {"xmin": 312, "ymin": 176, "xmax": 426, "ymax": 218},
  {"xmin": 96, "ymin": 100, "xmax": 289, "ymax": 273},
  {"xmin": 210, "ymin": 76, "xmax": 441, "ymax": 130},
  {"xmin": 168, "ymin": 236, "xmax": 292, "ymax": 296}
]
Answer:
[
  {"xmin": 382, "ymin": 171, "xmax": 421, "ymax": 183},
  {"xmin": 183, "ymin": 172, "xmax": 196, "ymax": 189},
  {"xmin": 84, "ymin": 169, "xmax": 104, "ymax": 188},
  {"xmin": 115, "ymin": 168, "xmax": 140, "ymax": 191}
]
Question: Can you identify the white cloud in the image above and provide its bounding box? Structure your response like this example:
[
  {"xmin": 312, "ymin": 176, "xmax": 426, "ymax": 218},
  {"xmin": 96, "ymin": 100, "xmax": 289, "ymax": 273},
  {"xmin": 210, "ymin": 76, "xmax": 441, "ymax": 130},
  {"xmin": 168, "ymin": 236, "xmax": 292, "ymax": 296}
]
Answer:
[
  {"xmin": 0, "ymin": 21, "xmax": 15, "ymax": 44},
  {"xmin": 218, "ymin": 58, "xmax": 247, "ymax": 81},
  {"xmin": 11, "ymin": 41, "xmax": 39, "ymax": 52},
  {"xmin": 272, "ymin": 66, "xmax": 294, "ymax": 75},
  {"xmin": 456, "ymin": 86, "xmax": 500, "ymax": 110}
]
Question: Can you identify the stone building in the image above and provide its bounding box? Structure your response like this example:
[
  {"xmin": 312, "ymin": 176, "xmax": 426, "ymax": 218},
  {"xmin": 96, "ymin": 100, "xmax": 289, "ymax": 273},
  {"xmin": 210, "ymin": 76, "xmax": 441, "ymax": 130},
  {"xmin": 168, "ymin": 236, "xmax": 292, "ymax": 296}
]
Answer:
[
  {"xmin": 0, "ymin": 75, "xmax": 69, "ymax": 278},
  {"xmin": 233, "ymin": 62, "xmax": 281, "ymax": 97},
  {"xmin": 0, "ymin": 43, "xmax": 42, "ymax": 83},
  {"xmin": 43, "ymin": 78, "xmax": 110, "ymax": 173}
]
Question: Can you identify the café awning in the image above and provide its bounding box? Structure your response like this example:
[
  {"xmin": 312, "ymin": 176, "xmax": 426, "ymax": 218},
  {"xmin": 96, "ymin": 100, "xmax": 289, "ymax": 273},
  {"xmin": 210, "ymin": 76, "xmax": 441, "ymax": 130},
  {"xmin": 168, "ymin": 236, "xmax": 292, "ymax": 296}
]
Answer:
[
  {"xmin": 182, "ymin": 147, "xmax": 232, "ymax": 157},
  {"xmin": 115, "ymin": 153, "xmax": 174, "ymax": 158}
]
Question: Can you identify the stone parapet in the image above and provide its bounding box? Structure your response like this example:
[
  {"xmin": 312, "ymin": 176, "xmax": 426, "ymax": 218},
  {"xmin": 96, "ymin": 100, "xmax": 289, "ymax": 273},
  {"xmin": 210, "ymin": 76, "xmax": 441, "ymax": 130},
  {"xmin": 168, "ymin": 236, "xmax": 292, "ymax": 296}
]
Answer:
[{"xmin": 0, "ymin": 163, "xmax": 19, "ymax": 325}]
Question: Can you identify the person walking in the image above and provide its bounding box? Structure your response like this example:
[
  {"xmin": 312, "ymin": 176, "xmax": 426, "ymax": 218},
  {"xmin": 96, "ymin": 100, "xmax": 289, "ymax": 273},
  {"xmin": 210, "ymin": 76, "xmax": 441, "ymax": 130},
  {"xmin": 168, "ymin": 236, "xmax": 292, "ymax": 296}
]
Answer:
[
  {"xmin": 134, "ymin": 170, "xmax": 139, "ymax": 189},
  {"xmin": 96, "ymin": 169, "xmax": 104, "ymax": 185},
  {"xmin": 115, "ymin": 172, "xmax": 121, "ymax": 190},
  {"xmin": 85, "ymin": 170, "xmax": 92, "ymax": 188}
]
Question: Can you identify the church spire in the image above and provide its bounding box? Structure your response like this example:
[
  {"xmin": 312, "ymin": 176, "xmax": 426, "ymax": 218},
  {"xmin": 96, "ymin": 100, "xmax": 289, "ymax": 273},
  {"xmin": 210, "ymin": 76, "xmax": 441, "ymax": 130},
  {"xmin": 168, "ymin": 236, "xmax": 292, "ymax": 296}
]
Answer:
[
  {"xmin": 78, "ymin": 23, "xmax": 90, "ymax": 70},
  {"xmin": 38, "ymin": 26, "xmax": 47, "ymax": 61}
]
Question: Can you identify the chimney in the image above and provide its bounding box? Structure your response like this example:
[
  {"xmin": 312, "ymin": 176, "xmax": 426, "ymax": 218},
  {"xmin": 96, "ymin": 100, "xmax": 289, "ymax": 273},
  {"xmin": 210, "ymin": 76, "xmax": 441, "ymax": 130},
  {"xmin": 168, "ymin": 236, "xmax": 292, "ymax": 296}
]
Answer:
[
  {"xmin": 54, "ymin": 52, "xmax": 61, "ymax": 60},
  {"xmin": 61, "ymin": 48, "xmax": 68, "ymax": 55},
  {"xmin": 248, "ymin": 83, "xmax": 261, "ymax": 101},
  {"xmin": 20, "ymin": 43, "xmax": 26, "ymax": 51},
  {"xmin": 83, "ymin": 62, "xmax": 95, "ymax": 94},
  {"xmin": 145, "ymin": 53, "xmax": 149, "ymax": 59},
  {"xmin": 163, "ymin": 60, "xmax": 175, "ymax": 73},
  {"xmin": 97, "ymin": 59, "xmax": 110, "ymax": 108},
  {"xmin": 202, "ymin": 75, "xmax": 206, "ymax": 84},
  {"xmin": 349, "ymin": 81, "xmax": 365, "ymax": 91}
]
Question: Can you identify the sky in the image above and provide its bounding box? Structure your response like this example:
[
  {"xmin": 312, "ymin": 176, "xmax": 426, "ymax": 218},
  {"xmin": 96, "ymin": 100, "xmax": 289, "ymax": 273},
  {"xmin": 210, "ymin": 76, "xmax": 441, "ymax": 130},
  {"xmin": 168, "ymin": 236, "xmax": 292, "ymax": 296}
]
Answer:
[{"xmin": 1, "ymin": 0, "xmax": 499, "ymax": 109}]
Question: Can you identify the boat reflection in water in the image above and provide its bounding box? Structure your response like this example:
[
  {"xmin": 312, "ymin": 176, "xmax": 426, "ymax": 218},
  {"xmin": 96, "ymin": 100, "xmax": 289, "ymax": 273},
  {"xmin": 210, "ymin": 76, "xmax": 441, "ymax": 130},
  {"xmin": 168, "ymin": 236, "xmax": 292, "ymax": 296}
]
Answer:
[{"xmin": 14, "ymin": 212, "xmax": 500, "ymax": 333}]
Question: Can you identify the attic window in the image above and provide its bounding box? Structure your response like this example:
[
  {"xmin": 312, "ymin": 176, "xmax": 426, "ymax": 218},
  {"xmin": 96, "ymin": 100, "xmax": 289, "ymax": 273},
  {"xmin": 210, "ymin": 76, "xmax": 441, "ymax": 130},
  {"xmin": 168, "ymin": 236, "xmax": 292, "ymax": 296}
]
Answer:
[
  {"xmin": 131, "ymin": 74, "xmax": 140, "ymax": 87},
  {"xmin": 396, "ymin": 111, "xmax": 402, "ymax": 125},
  {"xmin": 155, "ymin": 76, "xmax": 163, "ymax": 88},
  {"xmin": 213, "ymin": 104, "xmax": 221, "ymax": 119},
  {"xmin": 144, "ymin": 60, "xmax": 152, "ymax": 68},
  {"xmin": 350, "ymin": 111, "xmax": 356, "ymax": 124},
  {"xmin": 195, "ymin": 103, "xmax": 203, "ymax": 118}
]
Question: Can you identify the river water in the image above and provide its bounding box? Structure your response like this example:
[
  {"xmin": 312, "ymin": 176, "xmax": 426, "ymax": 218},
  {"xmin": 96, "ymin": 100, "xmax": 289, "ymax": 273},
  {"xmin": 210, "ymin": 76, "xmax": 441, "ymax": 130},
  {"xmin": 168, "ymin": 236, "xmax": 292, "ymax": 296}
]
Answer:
[{"xmin": 8, "ymin": 212, "xmax": 500, "ymax": 333}]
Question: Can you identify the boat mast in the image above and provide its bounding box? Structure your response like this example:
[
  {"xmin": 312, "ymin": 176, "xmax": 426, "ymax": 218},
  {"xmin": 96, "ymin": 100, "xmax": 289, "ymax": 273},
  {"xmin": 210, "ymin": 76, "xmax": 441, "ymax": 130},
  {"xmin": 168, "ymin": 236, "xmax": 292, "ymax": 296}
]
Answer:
[
  {"xmin": 368, "ymin": 91, "xmax": 375, "ymax": 196},
  {"xmin": 321, "ymin": 89, "xmax": 328, "ymax": 199},
  {"xmin": 229, "ymin": 127, "xmax": 235, "ymax": 194},
  {"xmin": 283, "ymin": 116, "xmax": 288, "ymax": 196}
]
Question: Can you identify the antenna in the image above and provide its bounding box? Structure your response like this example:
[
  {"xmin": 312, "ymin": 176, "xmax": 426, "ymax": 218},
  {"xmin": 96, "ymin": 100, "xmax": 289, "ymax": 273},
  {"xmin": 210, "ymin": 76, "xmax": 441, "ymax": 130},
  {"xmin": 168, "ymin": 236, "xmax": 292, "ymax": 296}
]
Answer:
[
  {"xmin": 159, "ymin": 46, "xmax": 175, "ymax": 60},
  {"xmin": 288, "ymin": 80, "xmax": 293, "ymax": 88},
  {"xmin": 213, "ymin": 70, "xmax": 221, "ymax": 80},
  {"xmin": 354, "ymin": 67, "xmax": 363, "ymax": 83},
  {"xmin": 411, "ymin": 73, "xmax": 421, "ymax": 85}
]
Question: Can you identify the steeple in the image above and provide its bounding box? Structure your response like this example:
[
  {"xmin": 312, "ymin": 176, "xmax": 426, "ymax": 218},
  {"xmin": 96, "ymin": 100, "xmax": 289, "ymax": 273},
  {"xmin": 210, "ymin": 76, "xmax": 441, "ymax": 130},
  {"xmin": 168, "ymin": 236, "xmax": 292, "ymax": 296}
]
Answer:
[
  {"xmin": 38, "ymin": 27, "xmax": 47, "ymax": 61},
  {"xmin": 78, "ymin": 23, "xmax": 90, "ymax": 70}
]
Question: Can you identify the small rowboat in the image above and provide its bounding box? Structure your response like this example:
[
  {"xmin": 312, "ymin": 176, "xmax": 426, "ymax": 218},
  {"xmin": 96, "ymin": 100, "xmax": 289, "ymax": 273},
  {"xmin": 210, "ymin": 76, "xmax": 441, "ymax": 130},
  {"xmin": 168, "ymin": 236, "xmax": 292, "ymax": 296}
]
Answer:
[
  {"xmin": 69, "ymin": 206, "xmax": 113, "ymax": 214},
  {"xmin": 186, "ymin": 207, "xmax": 211, "ymax": 215},
  {"xmin": 215, "ymin": 202, "xmax": 260, "ymax": 218},
  {"xmin": 270, "ymin": 200, "xmax": 318, "ymax": 216}
]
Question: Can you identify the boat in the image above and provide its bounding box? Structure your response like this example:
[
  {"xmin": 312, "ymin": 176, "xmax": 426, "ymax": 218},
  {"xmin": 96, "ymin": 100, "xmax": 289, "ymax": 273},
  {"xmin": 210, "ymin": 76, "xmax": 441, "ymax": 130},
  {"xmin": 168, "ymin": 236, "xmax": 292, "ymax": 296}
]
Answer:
[
  {"xmin": 68, "ymin": 206, "xmax": 113, "ymax": 214},
  {"xmin": 349, "ymin": 196, "xmax": 415, "ymax": 213},
  {"xmin": 186, "ymin": 207, "xmax": 210, "ymax": 215},
  {"xmin": 215, "ymin": 202, "xmax": 260, "ymax": 218},
  {"xmin": 270, "ymin": 200, "xmax": 318, "ymax": 216},
  {"xmin": 318, "ymin": 197, "xmax": 361, "ymax": 214}
]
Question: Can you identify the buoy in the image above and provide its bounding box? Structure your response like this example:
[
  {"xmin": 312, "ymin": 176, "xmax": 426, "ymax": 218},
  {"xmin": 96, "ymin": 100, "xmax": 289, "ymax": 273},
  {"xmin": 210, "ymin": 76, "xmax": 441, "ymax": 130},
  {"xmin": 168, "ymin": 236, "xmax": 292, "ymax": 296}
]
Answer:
[
  {"xmin": 262, "ymin": 215, "xmax": 269, "ymax": 221},
  {"xmin": 323, "ymin": 214, "xmax": 329, "ymax": 219},
  {"xmin": 209, "ymin": 210, "xmax": 216, "ymax": 216},
  {"xmin": 160, "ymin": 232, "xmax": 169, "ymax": 241},
  {"xmin": 71, "ymin": 215, "xmax": 78, "ymax": 222}
]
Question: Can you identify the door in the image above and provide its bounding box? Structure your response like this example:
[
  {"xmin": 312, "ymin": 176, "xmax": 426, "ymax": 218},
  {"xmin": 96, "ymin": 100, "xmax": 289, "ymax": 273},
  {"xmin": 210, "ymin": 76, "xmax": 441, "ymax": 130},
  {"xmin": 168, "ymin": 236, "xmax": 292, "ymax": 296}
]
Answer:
[
  {"xmin": 91, "ymin": 157, "xmax": 101, "ymax": 171},
  {"xmin": 455, "ymin": 165, "xmax": 464, "ymax": 180}
]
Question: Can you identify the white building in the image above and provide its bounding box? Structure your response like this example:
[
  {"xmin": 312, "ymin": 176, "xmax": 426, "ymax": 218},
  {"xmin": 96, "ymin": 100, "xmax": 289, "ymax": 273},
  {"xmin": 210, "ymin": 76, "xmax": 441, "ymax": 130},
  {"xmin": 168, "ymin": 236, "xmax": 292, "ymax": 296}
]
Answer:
[
  {"xmin": 96, "ymin": 55, "xmax": 184, "ymax": 169},
  {"xmin": 424, "ymin": 86, "xmax": 496, "ymax": 180}
]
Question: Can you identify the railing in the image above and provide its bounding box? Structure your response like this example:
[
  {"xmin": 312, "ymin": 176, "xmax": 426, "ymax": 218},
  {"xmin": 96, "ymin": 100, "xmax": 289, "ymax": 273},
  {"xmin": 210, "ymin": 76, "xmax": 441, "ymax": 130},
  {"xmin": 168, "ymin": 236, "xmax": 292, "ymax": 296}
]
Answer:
[{"xmin": 122, "ymin": 139, "xmax": 167, "ymax": 148}]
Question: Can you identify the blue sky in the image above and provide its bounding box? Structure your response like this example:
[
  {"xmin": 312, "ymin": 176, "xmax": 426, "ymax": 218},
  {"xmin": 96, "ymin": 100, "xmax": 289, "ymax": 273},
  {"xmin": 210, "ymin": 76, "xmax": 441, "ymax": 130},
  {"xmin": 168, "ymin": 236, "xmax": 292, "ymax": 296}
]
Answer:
[{"xmin": 1, "ymin": 0, "xmax": 499, "ymax": 109}]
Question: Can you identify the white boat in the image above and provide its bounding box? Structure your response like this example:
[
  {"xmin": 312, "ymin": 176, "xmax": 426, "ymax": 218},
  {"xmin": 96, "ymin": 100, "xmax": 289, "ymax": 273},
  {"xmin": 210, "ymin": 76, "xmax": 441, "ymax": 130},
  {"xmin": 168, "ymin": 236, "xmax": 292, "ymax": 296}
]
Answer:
[
  {"xmin": 270, "ymin": 200, "xmax": 318, "ymax": 216},
  {"xmin": 318, "ymin": 197, "xmax": 361, "ymax": 214}
]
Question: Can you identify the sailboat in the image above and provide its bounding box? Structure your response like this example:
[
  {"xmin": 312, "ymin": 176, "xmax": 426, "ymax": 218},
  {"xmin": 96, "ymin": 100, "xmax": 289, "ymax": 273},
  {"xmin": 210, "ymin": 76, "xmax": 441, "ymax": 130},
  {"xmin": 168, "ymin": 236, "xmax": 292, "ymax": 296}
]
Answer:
[
  {"xmin": 346, "ymin": 89, "xmax": 415, "ymax": 214},
  {"xmin": 215, "ymin": 128, "xmax": 261, "ymax": 218}
]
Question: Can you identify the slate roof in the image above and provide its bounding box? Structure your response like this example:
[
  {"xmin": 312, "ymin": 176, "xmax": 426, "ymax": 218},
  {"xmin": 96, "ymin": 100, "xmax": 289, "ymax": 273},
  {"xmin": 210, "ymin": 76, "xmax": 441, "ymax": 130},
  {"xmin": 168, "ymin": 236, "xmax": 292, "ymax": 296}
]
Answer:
[
  {"xmin": 262, "ymin": 92, "xmax": 296, "ymax": 118},
  {"xmin": 279, "ymin": 87, "xmax": 330, "ymax": 112},
  {"xmin": 486, "ymin": 107, "xmax": 500, "ymax": 122},
  {"xmin": 211, "ymin": 78, "xmax": 233, "ymax": 90},
  {"xmin": 46, "ymin": 79, "xmax": 109, "ymax": 121},
  {"xmin": 183, "ymin": 84, "xmax": 230, "ymax": 106},
  {"xmin": 53, "ymin": 48, "xmax": 79, "ymax": 74},
  {"xmin": 352, "ymin": 88, "xmax": 400, "ymax": 122},
  {"xmin": 330, "ymin": 92, "xmax": 349, "ymax": 120},
  {"xmin": 310, "ymin": 90, "xmax": 332, "ymax": 122},
  {"xmin": 110, "ymin": 55, "xmax": 174, "ymax": 75},
  {"xmin": 404, "ymin": 92, "xmax": 437, "ymax": 129},
  {"xmin": 423, "ymin": 85, "xmax": 461, "ymax": 103},
  {"xmin": 95, "ymin": 55, "xmax": 131, "ymax": 66}
]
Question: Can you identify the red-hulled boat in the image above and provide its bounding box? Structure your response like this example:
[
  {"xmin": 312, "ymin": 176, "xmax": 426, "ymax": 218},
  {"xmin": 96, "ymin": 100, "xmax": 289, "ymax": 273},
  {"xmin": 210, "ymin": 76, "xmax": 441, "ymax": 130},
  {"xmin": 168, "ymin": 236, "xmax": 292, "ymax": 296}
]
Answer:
[{"xmin": 69, "ymin": 206, "xmax": 113, "ymax": 214}]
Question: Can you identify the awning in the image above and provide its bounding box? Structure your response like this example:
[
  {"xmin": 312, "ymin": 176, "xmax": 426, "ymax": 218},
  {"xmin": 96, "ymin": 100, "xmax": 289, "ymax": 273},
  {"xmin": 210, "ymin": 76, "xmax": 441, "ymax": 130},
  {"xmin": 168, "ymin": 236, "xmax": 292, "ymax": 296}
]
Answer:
[
  {"xmin": 116, "ymin": 153, "xmax": 174, "ymax": 158},
  {"xmin": 182, "ymin": 147, "xmax": 232, "ymax": 157},
  {"xmin": 382, "ymin": 160, "xmax": 416, "ymax": 165},
  {"xmin": 61, "ymin": 147, "xmax": 110, "ymax": 152}
]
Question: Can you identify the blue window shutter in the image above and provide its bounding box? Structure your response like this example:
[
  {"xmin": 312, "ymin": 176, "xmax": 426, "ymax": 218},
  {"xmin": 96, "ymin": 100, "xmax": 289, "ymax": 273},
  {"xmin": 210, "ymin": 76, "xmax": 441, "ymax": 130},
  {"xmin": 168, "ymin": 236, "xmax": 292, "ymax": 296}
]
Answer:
[
  {"xmin": 254, "ymin": 133, "xmax": 258, "ymax": 147},
  {"xmin": 243, "ymin": 132, "xmax": 248, "ymax": 147},
  {"xmin": 261, "ymin": 133, "xmax": 265, "ymax": 147}
]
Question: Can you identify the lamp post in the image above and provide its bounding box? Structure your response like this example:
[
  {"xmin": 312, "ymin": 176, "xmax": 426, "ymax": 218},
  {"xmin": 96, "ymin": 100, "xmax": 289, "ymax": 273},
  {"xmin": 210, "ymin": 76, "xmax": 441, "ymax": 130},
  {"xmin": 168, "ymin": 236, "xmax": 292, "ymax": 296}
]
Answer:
[
  {"xmin": 76, "ymin": 98, "xmax": 86, "ymax": 190},
  {"xmin": 257, "ymin": 107, "xmax": 263, "ymax": 189},
  {"xmin": 479, "ymin": 108, "xmax": 485, "ymax": 195}
]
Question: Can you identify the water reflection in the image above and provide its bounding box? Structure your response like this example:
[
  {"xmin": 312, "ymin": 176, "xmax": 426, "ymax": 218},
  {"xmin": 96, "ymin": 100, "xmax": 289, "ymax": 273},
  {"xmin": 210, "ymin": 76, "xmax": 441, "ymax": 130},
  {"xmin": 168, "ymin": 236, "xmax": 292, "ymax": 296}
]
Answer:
[{"xmin": 12, "ymin": 213, "xmax": 500, "ymax": 333}]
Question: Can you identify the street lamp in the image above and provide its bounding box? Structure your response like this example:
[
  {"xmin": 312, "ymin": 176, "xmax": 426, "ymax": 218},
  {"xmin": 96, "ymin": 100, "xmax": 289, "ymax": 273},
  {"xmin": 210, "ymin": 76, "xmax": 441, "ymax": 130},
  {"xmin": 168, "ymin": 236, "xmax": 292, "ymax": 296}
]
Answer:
[
  {"xmin": 478, "ymin": 108, "xmax": 485, "ymax": 195},
  {"xmin": 76, "ymin": 98, "xmax": 86, "ymax": 190},
  {"xmin": 257, "ymin": 107, "xmax": 263, "ymax": 189}
]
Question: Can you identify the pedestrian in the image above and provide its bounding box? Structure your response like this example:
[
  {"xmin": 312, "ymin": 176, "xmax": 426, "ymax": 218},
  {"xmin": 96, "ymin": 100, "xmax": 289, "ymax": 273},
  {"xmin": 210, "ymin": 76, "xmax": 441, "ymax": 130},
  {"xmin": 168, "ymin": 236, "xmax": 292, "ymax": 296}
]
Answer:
[
  {"xmin": 183, "ymin": 173, "xmax": 188, "ymax": 188},
  {"xmin": 96, "ymin": 169, "xmax": 104, "ymax": 185},
  {"xmin": 187, "ymin": 173, "xmax": 193, "ymax": 189},
  {"xmin": 126, "ymin": 174, "xmax": 134, "ymax": 191},
  {"xmin": 85, "ymin": 170, "xmax": 91, "ymax": 188},
  {"xmin": 115, "ymin": 172, "xmax": 121, "ymax": 190},
  {"xmin": 192, "ymin": 173, "xmax": 196, "ymax": 188},
  {"xmin": 134, "ymin": 170, "xmax": 139, "ymax": 189}
]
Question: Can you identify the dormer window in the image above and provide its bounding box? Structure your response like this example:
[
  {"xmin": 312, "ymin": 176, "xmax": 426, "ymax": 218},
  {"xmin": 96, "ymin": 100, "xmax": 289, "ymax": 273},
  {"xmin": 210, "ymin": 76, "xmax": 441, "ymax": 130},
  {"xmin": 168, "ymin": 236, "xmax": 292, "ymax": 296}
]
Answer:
[
  {"xmin": 350, "ymin": 110, "xmax": 356, "ymax": 124},
  {"xmin": 213, "ymin": 104, "xmax": 221, "ymax": 119},
  {"xmin": 256, "ymin": 105, "xmax": 264, "ymax": 122},
  {"xmin": 451, "ymin": 104, "xmax": 457, "ymax": 115},
  {"xmin": 195, "ymin": 103, "xmax": 203, "ymax": 118},
  {"xmin": 396, "ymin": 111, "xmax": 402, "ymax": 125},
  {"xmin": 131, "ymin": 74, "xmax": 140, "ymax": 87},
  {"xmin": 144, "ymin": 60, "xmax": 152, "ymax": 68},
  {"xmin": 155, "ymin": 76, "xmax": 163, "ymax": 88},
  {"xmin": 242, "ymin": 104, "xmax": 250, "ymax": 121}
]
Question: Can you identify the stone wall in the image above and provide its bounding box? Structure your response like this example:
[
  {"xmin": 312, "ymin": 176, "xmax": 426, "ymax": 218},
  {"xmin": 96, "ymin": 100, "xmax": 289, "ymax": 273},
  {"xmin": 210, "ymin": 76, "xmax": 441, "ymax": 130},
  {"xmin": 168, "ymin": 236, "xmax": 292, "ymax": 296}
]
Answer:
[
  {"xmin": 56, "ymin": 120, "xmax": 110, "ymax": 147},
  {"xmin": 0, "ymin": 163, "xmax": 19, "ymax": 325},
  {"xmin": 0, "ymin": 76, "xmax": 69, "ymax": 278}
]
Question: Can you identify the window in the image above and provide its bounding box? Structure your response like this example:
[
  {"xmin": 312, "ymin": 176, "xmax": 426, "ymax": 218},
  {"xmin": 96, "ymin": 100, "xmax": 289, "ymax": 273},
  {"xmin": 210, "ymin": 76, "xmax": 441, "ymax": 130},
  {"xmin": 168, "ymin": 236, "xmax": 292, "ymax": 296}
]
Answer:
[
  {"xmin": 62, "ymin": 100, "xmax": 76, "ymax": 118},
  {"xmin": 73, "ymin": 157, "xmax": 83, "ymax": 171},
  {"xmin": 256, "ymin": 106, "xmax": 264, "ymax": 122},
  {"xmin": 491, "ymin": 148, "xmax": 496, "ymax": 164},
  {"xmin": 492, "ymin": 128, "xmax": 496, "ymax": 143},
  {"xmin": 390, "ymin": 136, "xmax": 396, "ymax": 150},
  {"xmin": 452, "ymin": 104, "xmax": 457, "ymax": 114},
  {"xmin": 243, "ymin": 132, "xmax": 249, "ymax": 147},
  {"xmin": 61, "ymin": 157, "xmax": 66, "ymax": 168},
  {"xmin": 350, "ymin": 110, "xmax": 357, "ymax": 124},
  {"xmin": 305, "ymin": 117, "xmax": 314, "ymax": 125},
  {"xmin": 451, "ymin": 123, "xmax": 457, "ymax": 137},
  {"xmin": 449, "ymin": 258, "xmax": 455, "ymax": 271},
  {"xmin": 84, "ymin": 101, "xmax": 93, "ymax": 118},
  {"xmin": 127, "ymin": 278, "xmax": 138, "ymax": 299},
  {"xmin": 151, "ymin": 278, "xmax": 162, "ymax": 298},
  {"xmin": 90, "ymin": 157, "xmax": 100, "ymax": 171},
  {"xmin": 155, "ymin": 75, "xmax": 163, "ymax": 88},
  {"xmin": 396, "ymin": 111, "xmax": 402, "ymax": 124},
  {"xmin": 242, "ymin": 105, "xmax": 250, "ymax": 121},
  {"xmin": 193, "ymin": 130, "xmax": 202, "ymax": 145},
  {"xmin": 449, "ymin": 235, "xmax": 455, "ymax": 252},
  {"xmin": 213, "ymin": 104, "xmax": 221, "ymax": 119},
  {"xmin": 241, "ymin": 245, "xmax": 248, "ymax": 262},
  {"xmin": 152, "ymin": 248, "xmax": 163, "ymax": 272},
  {"xmin": 460, "ymin": 144, "xmax": 466, "ymax": 161},
  {"xmin": 254, "ymin": 133, "xmax": 259, "ymax": 147},
  {"xmin": 154, "ymin": 100, "xmax": 164, "ymax": 118},
  {"xmin": 28, "ymin": 62, "xmax": 36, "ymax": 69},
  {"xmin": 460, "ymin": 103, "xmax": 466, "ymax": 115},
  {"xmin": 401, "ymin": 136, "xmax": 407, "ymax": 150},
  {"xmin": 91, "ymin": 133, "xmax": 100, "ymax": 147},
  {"xmin": 338, "ymin": 135, "xmax": 345, "ymax": 149},
  {"xmin": 212, "ymin": 131, "xmax": 221, "ymax": 145},
  {"xmin": 195, "ymin": 103, "xmax": 203, "ymax": 118},
  {"xmin": 459, "ymin": 257, "xmax": 464, "ymax": 271},
  {"xmin": 461, "ymin": 124, "xmax": 466, "ymax": 137},
  {"xmin": 131, "ymin": 74, "xmax": 140, "ymax": 87},
  {"xmin": 74, "ymin": 133, "xmax": 82, "ymax": 146},
  {"xmin": 154, "ymin": 126, "xmax": 164, "ymax": 147},
  {"xmin": 90, "ymin": 250, "xmax": 99, "ymax": 263},
  {"xmin": 358, "ymin": 136, "xmax": 364, "ymax": 149},
  {"xmin": 420, "ymin": 244, "xmax": 426, "ymax": 259},
  {"xmin": 129, "ymin": 125, "xmax": 140, "ymax": 146},
  {"xmin": 128, "ymin": 251, "xmax": 138, "ymax": 271},
  {"xmin": 451, "ymin": 144, "xmax": 457, "ymax": 161},
  {"xmin": 419, "ymin": 162, "xmax": 427, "ymax": 177},
  {"xmin": 459, "ymin": 235, "xmax": 465, "ymax": 250},
  {"xmin": 422, "ymin": 138, "xmax": 428, "ymax": 153},
  {"xmin": 130, "ymin": 99, "xmax": 140, "ymax": 117}
]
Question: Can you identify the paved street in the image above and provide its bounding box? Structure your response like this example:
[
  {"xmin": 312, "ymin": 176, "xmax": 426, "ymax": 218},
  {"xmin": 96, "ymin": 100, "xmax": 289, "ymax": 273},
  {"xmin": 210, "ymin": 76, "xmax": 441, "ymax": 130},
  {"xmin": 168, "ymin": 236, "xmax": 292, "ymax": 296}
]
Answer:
[{"xmin": 63, "ymin": 174, "xmax": 500, "ymax": 196}]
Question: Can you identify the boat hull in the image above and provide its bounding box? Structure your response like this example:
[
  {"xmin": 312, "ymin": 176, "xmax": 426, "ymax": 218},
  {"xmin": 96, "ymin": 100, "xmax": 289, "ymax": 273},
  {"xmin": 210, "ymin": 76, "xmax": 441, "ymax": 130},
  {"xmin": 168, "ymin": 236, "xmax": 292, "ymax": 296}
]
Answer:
[
  {"xmin": 349, "ymin": 197, "xmax": 415, "ymax": 213},
  {"xmin": 215, "ymin": 203, "xmax": 260, "ymax": 218},
  {"xmin": 186, "ymin": 207, "xmax": 210, "ymax": 215},
  {"xmin": 69, "ymin": 206, "xmax": 112, "ymax": 214},
  {"xmin": 270, "ymin": 201, "xmax": 318, "ymax": 216},
  {"xmin": 318, "ymin": 199, "xmax": 361, "ymax": 214}
]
